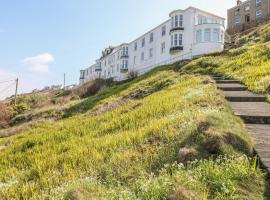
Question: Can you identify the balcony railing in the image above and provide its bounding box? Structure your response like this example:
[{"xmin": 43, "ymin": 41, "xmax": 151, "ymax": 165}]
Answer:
[
  {"xmin": 120, "ymin": 68, "xmax": 128, "ymax": 73},
  {"xmin": 120, "ymin": 54, "xmax": 129, "ymax": 59},
  {"xmin": 169, "ymin": 46, "xmax": 184, "ymax": 54},
  {"xmin": 170, "ymin": 27, "xmax": 184, "ymax": 33}
]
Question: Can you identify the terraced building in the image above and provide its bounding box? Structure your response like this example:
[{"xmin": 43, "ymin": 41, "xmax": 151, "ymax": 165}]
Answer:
[{"xmin": 79, "ymin": 6, "xmax": 225, "ymax": 84}]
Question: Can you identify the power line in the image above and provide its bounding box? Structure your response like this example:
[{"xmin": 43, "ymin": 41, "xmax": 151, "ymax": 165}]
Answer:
[
  {"xmin": 0, "ymin": 82, "xmax": 15, "ymax": 95},
  {"xmin": 0, "ymin": 79, "xmax": 16, "ymax": 84}
]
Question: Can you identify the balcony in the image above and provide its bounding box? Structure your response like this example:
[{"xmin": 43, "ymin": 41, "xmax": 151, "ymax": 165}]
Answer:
[
  {"xmin": 170, "ymin": 27, "xmax": 184, "ymax": 33},
  {"xmin": 120, "ymin": 68, "xmax": 128, "ymax": 73},
  {"xmin": 120, "ymin": 54, "xmax": 129, "ymax": 59},
  {"xmin": 170, "ymin": 46, "xmax": 184, "ymax": 54}
]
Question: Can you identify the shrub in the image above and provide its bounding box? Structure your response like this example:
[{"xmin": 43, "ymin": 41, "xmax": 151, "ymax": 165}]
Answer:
[
  {"xmin": 73, "ymin": 79, "xmax": 114, "ymax": 98},
  {"xmin": 12, "ymin": 103, "xmax": 30, "ymax": 114},
  {"xmin": 0, "ymin": 103, "xmax": 14, "ymax": 128}
]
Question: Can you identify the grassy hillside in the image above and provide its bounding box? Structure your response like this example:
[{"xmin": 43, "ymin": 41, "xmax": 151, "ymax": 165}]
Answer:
[
  {"xmin": 1, "ymin": 22, "xmax": 270, "ymax": 200},
  {"xmin": 0, "ymin": 65, "xmax": 268, "ymax": 199}
]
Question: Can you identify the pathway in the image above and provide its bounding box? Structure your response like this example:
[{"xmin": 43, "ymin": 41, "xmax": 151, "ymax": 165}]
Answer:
[{"xmin": 212, "ymin": 75, "xmax": 270, "ymax": 174}]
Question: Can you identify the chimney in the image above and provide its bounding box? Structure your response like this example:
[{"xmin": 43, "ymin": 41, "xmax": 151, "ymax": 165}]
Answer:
[{"xmin": 237, "ymin": 0, "xmax": 242, "ymax": 6}]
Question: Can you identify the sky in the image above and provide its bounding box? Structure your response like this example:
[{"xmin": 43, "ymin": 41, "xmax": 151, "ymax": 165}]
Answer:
[{"xmin": 0, "ymin": 0, "xmax": 236, "ymax": 99}]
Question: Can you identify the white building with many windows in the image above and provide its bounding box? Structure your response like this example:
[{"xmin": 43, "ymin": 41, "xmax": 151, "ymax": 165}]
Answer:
[{"xmin": 79, "ymin": 6, "xmax": 225, "ymax": 84}]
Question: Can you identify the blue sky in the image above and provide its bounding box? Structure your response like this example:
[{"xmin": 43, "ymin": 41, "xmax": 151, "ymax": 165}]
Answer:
[{"xmin": 0, "ymin": 0, "xmax": 236, "ymax": 99}]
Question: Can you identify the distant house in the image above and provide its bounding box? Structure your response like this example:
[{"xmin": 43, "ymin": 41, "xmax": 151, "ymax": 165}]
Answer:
[
  {"xmin": 79, "ymin": 6, "xmax": 225, "ymax": 84},
  {"xmin": 227, "ymin": 0, "xmax": 270, "ymax": 34}
]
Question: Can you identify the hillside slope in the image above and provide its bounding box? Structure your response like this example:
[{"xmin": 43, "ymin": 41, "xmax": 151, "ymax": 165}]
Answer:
[
  {"xmin": 0, "ymin": 65, "xmax": 268, "ymax": 199},
  {"xmin": 1, "ymin": 22, "xmax": 270, "ymax": 200}
]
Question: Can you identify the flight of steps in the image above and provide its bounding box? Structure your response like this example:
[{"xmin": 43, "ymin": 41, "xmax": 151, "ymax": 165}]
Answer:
[{"xmin": 212, "ymin": 75, "xmax": 270, "ymax": 175}]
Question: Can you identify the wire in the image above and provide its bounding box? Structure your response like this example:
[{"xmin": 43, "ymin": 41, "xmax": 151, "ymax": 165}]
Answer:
[
  {"xmin": 0, "ymin": 82, "xmax": 15, "ymax": 95},
  {"xmin": 0, "ymin": 79, "xmax": 16, "ymax": 84}
]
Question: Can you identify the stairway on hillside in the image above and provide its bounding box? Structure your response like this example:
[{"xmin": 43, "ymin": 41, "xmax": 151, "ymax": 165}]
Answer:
[{"xmin": 212, "ymin": 75, "xmax": 270, "ymax": 175}]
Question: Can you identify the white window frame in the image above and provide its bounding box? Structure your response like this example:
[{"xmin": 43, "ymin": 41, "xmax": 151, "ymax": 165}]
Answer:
[
  {"xmin": 149, "ymin": 48, "xmax": 153, "ymax": 58},
  {"xmin": 141, "ymin": 52, "xmax": 144, "ymax": 61},
  {"xmin": 256, "ymin": 10, "xmax": 262, "ymax": 18},
  {"xmin": 161, "ymin": 42, "xmax": 165, "ymax": 54},
  {"xmin": 204, "ymin": 28, "xmax": 211, "ymax": 42},
  {"xmin": 235, "ymin": 18, "xmax": 241, "ymax": 26},
  {"xmin": 244, "ymin": 3, "xmax": 250, "ymax": 11},
  {"xmin": 213, "ymin": 28, "xmax": 220, "ymax": 42},
  {"xmin": 134, "ymin": 42, "xmax": 137, "ymax": 51},
  {"xmin": 179, "ymin": 15, "xmax": 183, "ymax": 27},
  {"xmin": 256, "ymin": 0, "xmax": 262, "ymax": 6},
  {"xmin": 174, "ymin": 34, "xmax": 178, "ymax": 46},
  {"xmin": 162, "ymin": 26, "xmax": 166, "ymax": 36},
  {"xmin": 142, "ymin": 38, "xmax": 145, "ymax": 47},
  {"xmin": 196, "ymin": 29, "xmax": 202, "ymax": 43},
  {"xmin": 150, "ymin": 32, "xmax": 154, "ymax": 43}
]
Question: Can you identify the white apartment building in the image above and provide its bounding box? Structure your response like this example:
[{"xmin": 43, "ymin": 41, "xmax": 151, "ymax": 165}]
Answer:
[{"xmin": 80, "ymin": 6, "xmax": 225, "ymax": 84}]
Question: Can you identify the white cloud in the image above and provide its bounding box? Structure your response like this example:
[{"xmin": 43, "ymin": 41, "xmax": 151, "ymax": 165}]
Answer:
[{"xmin": 21, "ymin": 53, "xmax": 55, "ymax": 73}]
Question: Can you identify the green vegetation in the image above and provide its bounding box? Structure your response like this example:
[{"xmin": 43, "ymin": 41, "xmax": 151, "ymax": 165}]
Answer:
[
  {"xmin": 182, "ymin": 22, "xmax": 270, "ymax": 98},
  {"xmin": 0, "ymin": 66, "xmax": 268, "ymax": 199},
  {"xmin": 1, "ymin": 20, "xmax": 270, "ymax": 200}
]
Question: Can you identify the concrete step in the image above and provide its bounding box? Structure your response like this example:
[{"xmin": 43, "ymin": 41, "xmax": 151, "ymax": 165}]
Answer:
[
  {"xmin": 224, "ymin": 91, "xmax": 267, "ymax": 102},
  {"xmin": 216, "ymin": 80, "xmax": 241, "ymax": 84},
  {"xmin": 230, "ymin": 102, "xmax": 270, "ymax": 124},
  {"xmin": 217, "ymin": 83, "xmax": 247, "ymax": 91},
  {"xmin": 245, "ymin": 124, "xmax": 270, "ymax": 172}
]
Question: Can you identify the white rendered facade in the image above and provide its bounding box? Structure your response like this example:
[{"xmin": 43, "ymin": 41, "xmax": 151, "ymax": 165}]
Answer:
[{"xmin": 79, "ymin": 7, "xmax": 225, "ymax": 84}]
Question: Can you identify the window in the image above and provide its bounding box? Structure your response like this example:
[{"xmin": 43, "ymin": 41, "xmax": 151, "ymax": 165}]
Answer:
[
  {"xmin": 149, "ymin": 48, "xmax": 153, "ymax": 58},
  {"xmin": 244, "ymin": 3, "xmax": 250, "ymax": 11},
  {"xmin": 162, "ymin": 26, "xmax": 166, "ymax": 36},
  {"xmin": 121, "ymin": 60, "xmax": 128, "ymax": 69},
  {"xmin": 235, "ymin": 18, "xmax": 241, "ymax": 26},
  {"xmin": 122, "ymin": 46, "xmax": 128, "ymax": 56},
  {"xmin": 161, "ymin": 42, "xmax": 165, "ymax": 54},
  {"xmin": 133, "ymin": 56, "xmax": 136, "ymax": 65},
  {"xmin": 235, "ymin": 8, "xmax": 240, "ymax": 16},
  {"xmin": 142, "ymin": 38, "xmax": 145, "ymax": 47},
  {"xmin": 179, "ymin": 15, "xmax": 183, "ymax": 27},
  {"xmin": 171, "ymin": 35, "xmax": 173, "ymax": 46},
  {"xmin": 134, "ymin": 42, "xmax": 137, "ymax": 51},
  {"xmin": 256, "ymin": 0, "xmax": 262, "ymax": 6},
  {"xmin": 213, "ymin": 29, "xmax": 220, "ymax": 42},
  {"xmin": 174, "ymin": 34, "xmax": 178, "ymax": 46},
  {"xmin": 150, "ymin": 32, "xmax": 154, "ymax": 43},
  {"xmin": 179, "ymin": 34, "xmax": 183, "ymax": 46},
  {"xmin": 196, "ymin": 30, "xmax": 202, "ymax": 43},
  {"xmin": 256, "ymin": 10, "xmax": 262, "ymax": 18},
  {"xmin": 141, "ymin": 52, "xmax": 144, "ymax": 61},
  {"xmin": 175, "ymin": 15, "xmax": 179, "ymax": 27},
  {"xmin": 172, "ymin": 33, "xmax": 183, "ymax": 46},
  {"xmin": 204, "ymin": 28, "xmax": 211, "ymax": 42}
]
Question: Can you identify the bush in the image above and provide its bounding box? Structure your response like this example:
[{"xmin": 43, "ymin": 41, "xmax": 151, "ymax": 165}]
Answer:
[
  {"xmin": 0, "ymin": 103, "xmax": 14, "ymax": 128},
  {"xmin": 12, "ymin": 103, "xmax": 30, "ymax": 114},
  {"xmin": 73, "ymin": 79, "xmax": 114, "ymax": 98}
]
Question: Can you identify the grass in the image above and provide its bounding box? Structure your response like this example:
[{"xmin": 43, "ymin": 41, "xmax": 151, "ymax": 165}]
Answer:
[
  {"xmin": 1, "ymin": 21, "xmax": 270, "ymax": 200},
  {"xmin": 0, "ymin": 65, "xmax": 267, "ymax": 199},
  {"xmin": 181, "ymin": 22, "xmax": 270, "ymax": 98}
]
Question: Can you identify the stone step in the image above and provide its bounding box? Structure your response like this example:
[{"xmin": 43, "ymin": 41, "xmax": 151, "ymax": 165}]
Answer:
[
  {"xmin": 217, "ymin": 83, "xmax": 247, "ymax": 91},
  {"xmin": 216, "ymin": 80, "xmax": 241, "ymax": 84},
  {"xmin": 224, "ymin": 91, "xmax": 267, "ymax": 102},
  {"xmin": 245, "ymin": 124, "xmax": 270, "ymax": 172},
  {"xmin": 230, "ymin": 102, "xmax": 270, "ymax": 124}
]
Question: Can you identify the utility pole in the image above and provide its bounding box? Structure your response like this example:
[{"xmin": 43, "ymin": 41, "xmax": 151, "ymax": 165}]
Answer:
[
  {"xmin": 63, "ymin": 73, "xmax": 66, "ymax": 90},
  {"xmin": 14, "ymin": 78, "xmax": 18, "ymax": 105}
]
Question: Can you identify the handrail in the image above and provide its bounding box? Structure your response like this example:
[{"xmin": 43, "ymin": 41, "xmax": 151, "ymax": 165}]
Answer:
[{"xmin": 135, "ymin": 52, "xmax": 193, "ymax": 75}]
